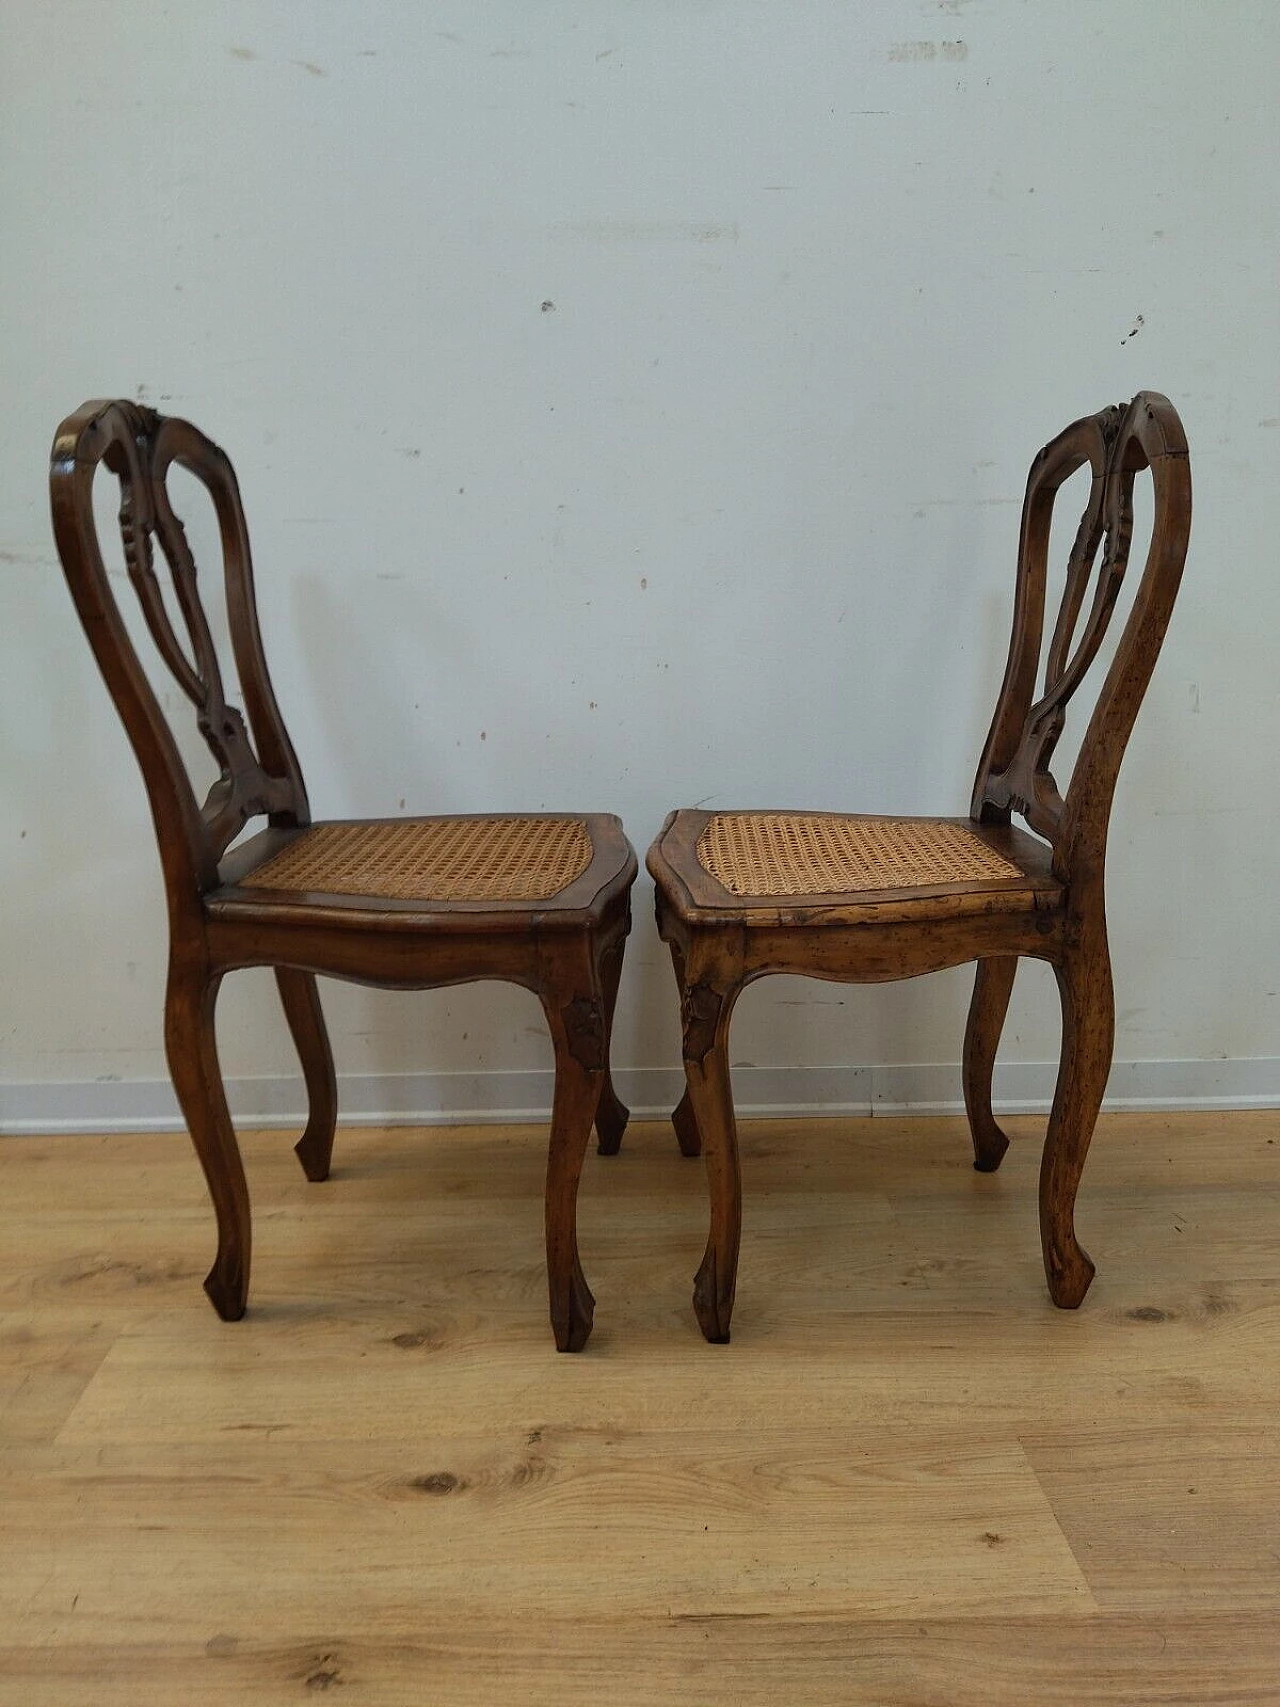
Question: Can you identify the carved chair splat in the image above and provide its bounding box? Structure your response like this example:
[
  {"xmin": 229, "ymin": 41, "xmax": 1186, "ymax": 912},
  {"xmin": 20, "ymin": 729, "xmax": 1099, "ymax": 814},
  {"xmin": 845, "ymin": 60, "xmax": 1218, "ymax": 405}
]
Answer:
[
  {"xmin": 648, "ymin": 393, "xmax": 1191, "ymax": 1342},
  {"xmin": 51, "ymin": 400, "xmax": 637, "ymax": 1350}
]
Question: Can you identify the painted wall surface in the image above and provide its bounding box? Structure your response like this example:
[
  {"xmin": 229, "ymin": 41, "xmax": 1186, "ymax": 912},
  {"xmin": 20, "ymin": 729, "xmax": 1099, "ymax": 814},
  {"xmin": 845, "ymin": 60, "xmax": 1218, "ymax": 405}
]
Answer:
[{"xmin": 3, "ymin": 2, "xmax": 1278, "ymax": 1126}]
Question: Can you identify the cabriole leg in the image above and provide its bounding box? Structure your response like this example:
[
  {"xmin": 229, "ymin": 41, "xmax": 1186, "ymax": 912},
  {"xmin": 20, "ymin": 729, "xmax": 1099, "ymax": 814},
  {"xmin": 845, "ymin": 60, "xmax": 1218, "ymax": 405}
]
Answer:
[
  {"xmin": 963, "ymin": 955, "xmax": 1018, "ymax": 1172},
  {"xmin": 593, "ymin": 930, "xmax": 630, "ymax": 1157},
  {"xmin": 667, "ymin": 942, "xmax": 703, "ymax": 1158},
  {"xmin": 275, "ymin": 967, "xmax": 338, "ymax": 1182},
  {"xmin": 165, "ymin": 964, "xmax": 251, "ymax": 1320},
  {"xmin": 680, "ymin": 967, "xmax": 743, "ymax": 1343},
  {"xmin": 1040, "ymin": 937, "xmax": 1114, "ymax": 1308},
  {"xmin": 541, "ymin": 979, "xmax": 606, "ymax": 1351}
]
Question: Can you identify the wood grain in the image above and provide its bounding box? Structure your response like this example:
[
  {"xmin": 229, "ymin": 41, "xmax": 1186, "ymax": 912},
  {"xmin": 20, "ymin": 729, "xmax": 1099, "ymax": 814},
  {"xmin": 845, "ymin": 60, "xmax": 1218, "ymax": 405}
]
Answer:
[
  {"xmin": 0, "ymin": 1618, "xmax": 1276, "ymax": 1707},
  {"xmin": 1022, "ymin": 1425, "xmax": 1280, "ymax": 1613},
  {"xmin": 1, "ymin": 1111, "xmax": 1277, "ymax": 1702}
]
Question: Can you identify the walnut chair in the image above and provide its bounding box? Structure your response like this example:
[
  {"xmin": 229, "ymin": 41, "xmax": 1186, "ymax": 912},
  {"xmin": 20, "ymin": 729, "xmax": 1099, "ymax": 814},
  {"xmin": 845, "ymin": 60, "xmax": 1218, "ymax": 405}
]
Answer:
[
  {"xmin": 50, "ymin": 400, "xmax": 637, "ymax": 1351},
  {"xmin": 648, "ymin": 393, "xmax": 1191, "ymax": 1342}
]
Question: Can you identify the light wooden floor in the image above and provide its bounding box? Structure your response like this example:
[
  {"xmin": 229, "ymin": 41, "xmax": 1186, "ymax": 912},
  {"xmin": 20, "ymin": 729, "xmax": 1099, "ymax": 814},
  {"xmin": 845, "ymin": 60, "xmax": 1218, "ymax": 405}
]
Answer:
[{"xmin": 1, "ymin": 1109, "xmax": 1277, "ymax": 1704}]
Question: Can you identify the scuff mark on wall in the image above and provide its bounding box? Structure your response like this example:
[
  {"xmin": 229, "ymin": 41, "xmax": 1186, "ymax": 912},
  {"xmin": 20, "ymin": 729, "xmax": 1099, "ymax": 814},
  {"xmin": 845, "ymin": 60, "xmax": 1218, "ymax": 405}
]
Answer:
[
  {"xmin": 890, "ymin": 41, "xmax": 968, "ymax": 62},
  {"xmin": 551, "ymin": 220, "xmax": 738, "ymax": 244},
  {"xmin": 228, "ymin": 46, "xmax": 326, "ymax": 77}
]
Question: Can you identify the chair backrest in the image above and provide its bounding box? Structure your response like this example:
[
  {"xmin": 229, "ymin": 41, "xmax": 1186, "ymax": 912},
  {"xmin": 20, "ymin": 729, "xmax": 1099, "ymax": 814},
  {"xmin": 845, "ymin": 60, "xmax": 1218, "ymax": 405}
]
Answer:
[
  {"xmin": 49, "ymin": 401, "xmax": 309, "ymax": 920},
  {"xmin": 971, "ymin": 391, "xmax": 1191, "ymax": 895}
]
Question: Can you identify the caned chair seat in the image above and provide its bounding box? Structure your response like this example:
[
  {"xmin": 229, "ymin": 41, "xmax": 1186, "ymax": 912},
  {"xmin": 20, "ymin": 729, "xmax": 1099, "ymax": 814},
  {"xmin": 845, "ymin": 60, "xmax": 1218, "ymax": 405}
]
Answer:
[
  {"xmin": 693, "ymin": 810, "xmax": 1056, "ymax": 905},
  {"xmin": 234, "ymin": 814, "xmax": 594, "ymax": 903},
  {"xmin": 210, "ymin": 813, "xmax": 630, "ymax": 928},
  {"xmin": 650, "ymin": 808, "xmax": 1061, "ymax": 923}
]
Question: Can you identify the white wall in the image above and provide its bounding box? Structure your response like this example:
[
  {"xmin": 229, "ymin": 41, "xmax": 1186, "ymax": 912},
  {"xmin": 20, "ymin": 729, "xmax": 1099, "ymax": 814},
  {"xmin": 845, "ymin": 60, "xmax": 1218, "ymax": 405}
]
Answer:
[{"xmin": 3, "ymin": 1, "xmax": 1278, "ymax": 1129}]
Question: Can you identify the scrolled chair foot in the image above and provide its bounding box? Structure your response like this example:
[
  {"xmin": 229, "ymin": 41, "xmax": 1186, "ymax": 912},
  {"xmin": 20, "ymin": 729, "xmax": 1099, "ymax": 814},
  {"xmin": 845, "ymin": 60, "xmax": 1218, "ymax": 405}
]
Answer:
[
  {"xmin": 972, "ymin": 1128, "xmax": 1010, "ymax": 1174},
  {"xmin": 594, "ymin": 1083, "xmax": 629, "ymax": 1156},
  {"xmin": 203, "ymin": 1253, "xmax": 249, "ymax": 1322},
  {"xmin": 692, "ymin": 1246, "xmax": 733, "ymax": 1344},
  {"xmin": 1044, "ymin": 1240, "xmax": 1096, "ymax": 1310},
  {"xmin": 551, "ymin": 1260, "xmax": 596, "ymax": 1353},
  {"xmin": 672, "ymin": 1087, "xmax": 703, "ymax": 1158}
]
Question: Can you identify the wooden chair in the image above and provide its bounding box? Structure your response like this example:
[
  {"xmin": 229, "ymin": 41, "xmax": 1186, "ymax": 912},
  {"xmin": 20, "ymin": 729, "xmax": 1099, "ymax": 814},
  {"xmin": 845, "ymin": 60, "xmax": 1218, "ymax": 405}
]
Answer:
[
  {"xmin": 648, "ymin": 393, "xmax": 1191, "ymax": 1342},
  {"xmin": 50, "ymin": 399, "xmax": 637, "ymax": 1351}
]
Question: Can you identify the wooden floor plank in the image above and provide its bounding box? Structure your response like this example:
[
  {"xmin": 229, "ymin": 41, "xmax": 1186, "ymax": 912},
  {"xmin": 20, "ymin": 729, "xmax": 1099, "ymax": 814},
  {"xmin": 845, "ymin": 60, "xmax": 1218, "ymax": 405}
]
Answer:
[
  {"xmin": 0, "ymin": 1111, "xmax": 1277, "ymax": 1702},
  {"xmin": 0, "ymin": 1312, "xmax": 118, "ymax": 1444},
  {"xmin": 51, "ymin": 1297, "xmax": 1280, "ymax": 1443},
  {"xmin": 0, "ymin": 1616, "xmax": 1276, "ymax": 1707},
  {"xmin": 0, "ymin": 1431, "xmax": 1091, "ymax": 1633},
  {"xmin": 1022, "ymin": 1425, "xmax": 1280, "ymax": 1612}
]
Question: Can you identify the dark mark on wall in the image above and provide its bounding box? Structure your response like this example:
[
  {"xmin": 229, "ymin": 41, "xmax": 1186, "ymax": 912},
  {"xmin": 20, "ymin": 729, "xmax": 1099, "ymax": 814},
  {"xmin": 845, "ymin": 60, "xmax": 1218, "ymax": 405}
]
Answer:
[
  {"xmin": 552, "ymin": 219, "xmax": 738, "ymax": 245},
  {"xmin": 229, "ymin": 46, "xmax": 325, "ymax": 76},
  {"xmin": 889, "ymin": 40, "xmax": 968, "ymax": 62}
]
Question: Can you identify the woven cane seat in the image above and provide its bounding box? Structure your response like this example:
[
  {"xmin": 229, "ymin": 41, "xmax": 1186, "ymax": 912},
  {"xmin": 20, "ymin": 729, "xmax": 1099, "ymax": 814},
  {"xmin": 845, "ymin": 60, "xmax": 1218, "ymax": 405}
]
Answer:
[
  {"xmin": 697, "ymin": 812, "xmax": 1027, "ymax": 898},
  {"xmin": 242, "ymin": 816, "xmax": 593, "ymax": 904}
]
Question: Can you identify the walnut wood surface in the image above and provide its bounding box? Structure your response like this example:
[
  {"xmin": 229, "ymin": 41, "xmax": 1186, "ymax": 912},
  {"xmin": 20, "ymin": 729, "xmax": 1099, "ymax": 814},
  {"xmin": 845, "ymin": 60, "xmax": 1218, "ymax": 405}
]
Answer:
[
  {"xmin": 49, "ymin": 400, "xmax": 637, "ymax": 1349},
  {"xmin": 962, "ymin": 956, "xmax": 1019, "ymax": 1172},
  {"xmin": 648, "ymin": 392, "xmax": 1192, "ymax": 1341}
]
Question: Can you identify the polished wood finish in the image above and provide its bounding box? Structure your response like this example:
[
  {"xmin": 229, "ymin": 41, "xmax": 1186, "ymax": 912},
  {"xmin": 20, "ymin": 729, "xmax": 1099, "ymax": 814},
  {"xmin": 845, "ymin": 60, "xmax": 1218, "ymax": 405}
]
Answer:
[
  {"xmin": 1, "ymin": 1112, "xmax": 1276, "ymax": 1703},
  {"xmin": 649, "ymin": 394, "xmax": 1192, "ymax": 1339},
  {"xmin": 49, "ymin": 400, "xmax": 637, "ymax": 1349}
]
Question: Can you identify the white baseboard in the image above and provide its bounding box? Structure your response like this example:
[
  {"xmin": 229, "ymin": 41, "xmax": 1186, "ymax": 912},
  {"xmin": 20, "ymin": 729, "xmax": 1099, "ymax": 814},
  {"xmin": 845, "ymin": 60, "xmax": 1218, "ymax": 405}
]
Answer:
[{"xmin": 2, "ymin": 1059, "xmax": 1278, "ymax": 1135}]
